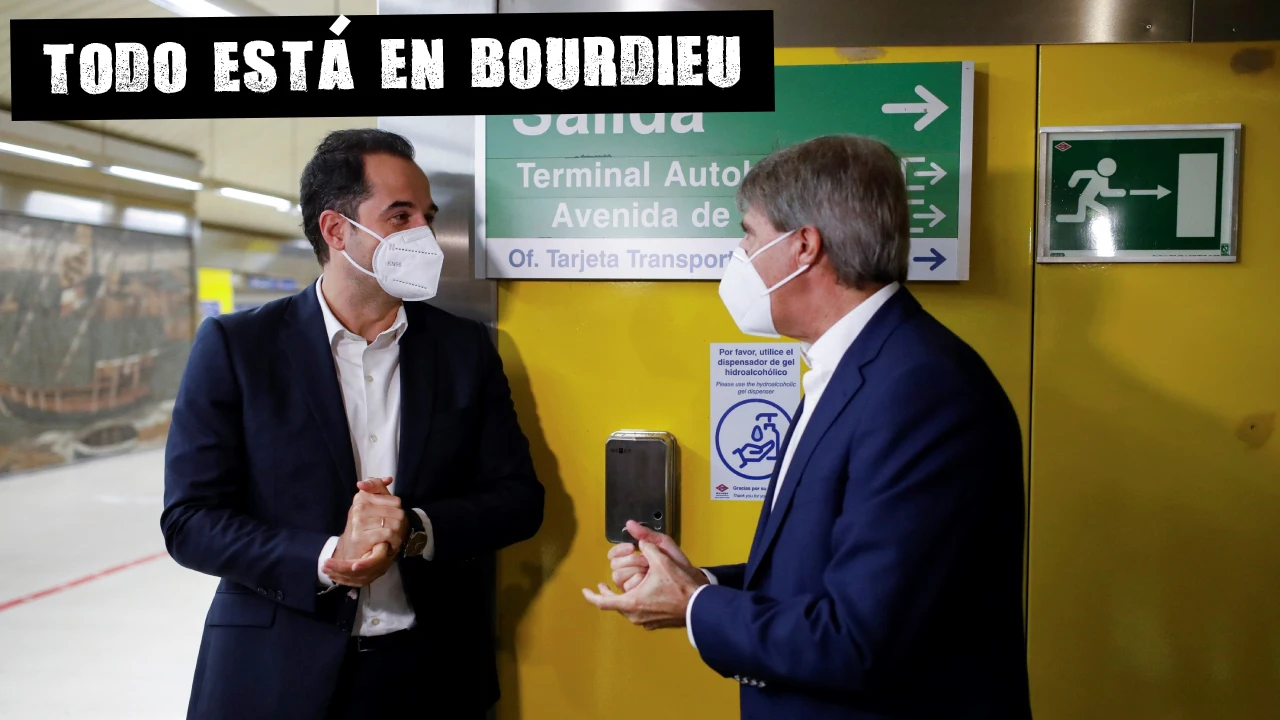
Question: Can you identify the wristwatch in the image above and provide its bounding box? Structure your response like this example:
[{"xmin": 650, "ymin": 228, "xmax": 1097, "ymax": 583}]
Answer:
[{"xmin": 402, "ymin": 509, "xmax": 429, "ymax": 558}]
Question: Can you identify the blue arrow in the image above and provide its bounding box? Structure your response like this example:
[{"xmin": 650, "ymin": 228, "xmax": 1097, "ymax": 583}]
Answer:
[{"xmin": 912, "ymin": 247, "xmax": 946, "ymax": 271}]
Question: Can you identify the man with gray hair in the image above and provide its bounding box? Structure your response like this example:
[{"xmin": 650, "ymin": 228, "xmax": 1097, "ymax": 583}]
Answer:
[{"xmin": 584, "ymin": 135, "xmax": 1032, "ymax": 719}]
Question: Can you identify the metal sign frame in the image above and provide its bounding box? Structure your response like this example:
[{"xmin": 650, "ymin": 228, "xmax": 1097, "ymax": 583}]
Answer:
[{"xmin": 1036, "ymin": 123, "xmax": 1242, "ymax": 264}]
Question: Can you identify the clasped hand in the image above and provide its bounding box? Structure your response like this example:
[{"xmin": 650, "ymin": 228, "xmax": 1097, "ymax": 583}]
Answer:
[
  {"xmin": 582, "ymin": 520, "xmax": 708, "ymax": 630},
  {"xmin": 322, "ymin": 477, "xmax": 407, "ymax": 588}
]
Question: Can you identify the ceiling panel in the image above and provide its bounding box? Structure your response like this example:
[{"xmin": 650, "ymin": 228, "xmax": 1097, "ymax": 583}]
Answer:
[
  {"xmin": 208, "ymin": 118, "xmax": 296, "ymax": 191},
  {"xmin": 98, "ymin": 119, "xmax": 215, "ymax": 157},
  {"xmin": 266, "ymin": 0, "xmax": 377, "ymax": 15},
  {"xmin": 498, "ymin": 0, "xmax": 1195, "ymax": 44}
]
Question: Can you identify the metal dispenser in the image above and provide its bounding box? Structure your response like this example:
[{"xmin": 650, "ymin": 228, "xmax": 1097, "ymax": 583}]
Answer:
[{"xmin": 604, "ymin": 430, "xmax": 678, "ymax": 544}]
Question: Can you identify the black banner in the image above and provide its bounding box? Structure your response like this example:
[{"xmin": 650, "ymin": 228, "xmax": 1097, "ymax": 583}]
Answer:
[{"xmin": 9, "ymin": 11, "xmax": 774, "ymax": 121}]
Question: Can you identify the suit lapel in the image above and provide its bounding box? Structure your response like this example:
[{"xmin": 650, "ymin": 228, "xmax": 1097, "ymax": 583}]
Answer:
[
  {"xmin": 394, "ymin": 302, "xmax": 436, "ymax": 499},
  {"xmin": 743, "ymin": 288, "xmax": 922, "ymax": 586},
  {"xmin": 280, "ymin": 282, "xmax": 356, "ymax": 492}
]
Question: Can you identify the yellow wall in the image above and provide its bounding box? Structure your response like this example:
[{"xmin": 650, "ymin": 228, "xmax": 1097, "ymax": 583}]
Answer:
[
  {"xmin": 1028, "ymin": 43, "xmax": 1280, "ymax": 718},
  {"xmin": 493, "ymin": 46, "xmax": 1038, "ymax": 719}
]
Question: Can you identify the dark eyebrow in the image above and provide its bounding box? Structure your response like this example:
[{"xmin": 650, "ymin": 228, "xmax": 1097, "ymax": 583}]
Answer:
[
  {"xmin": 382, "ymin": 200, "xmax": 416, "ymax": 213},
  {"xmin": 382, "ymin": 200, "xmax": 439, "ymax": 217},
  {"xmin": 740, "ymin": 220, "xmax": 750, "ymax": 233}
]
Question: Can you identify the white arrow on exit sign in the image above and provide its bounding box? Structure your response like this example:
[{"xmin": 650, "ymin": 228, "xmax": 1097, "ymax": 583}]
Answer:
[{"xmin": 1130, "ymin": 185, "xmax": 1171, "ymax": 199}]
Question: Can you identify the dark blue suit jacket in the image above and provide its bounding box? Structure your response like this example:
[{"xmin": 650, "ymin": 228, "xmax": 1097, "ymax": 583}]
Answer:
[
  {"xmin": 691, "ymin": 288, "xmax": 1031, "ymax": 719},
  {"xmin": 161, "ymin": 283, "xmax": 543, "ymax": 719}
]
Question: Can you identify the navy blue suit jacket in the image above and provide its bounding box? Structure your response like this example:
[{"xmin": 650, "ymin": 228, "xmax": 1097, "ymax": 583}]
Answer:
[
  {"xmin": 691, "ymin": 288, "xmax": 1031, "ymax": 719},
  {"xmin": 161, "ymin": 284, "xmax": 543, "ymax": 719}
]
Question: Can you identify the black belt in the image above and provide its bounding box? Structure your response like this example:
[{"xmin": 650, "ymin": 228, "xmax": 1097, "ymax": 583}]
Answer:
[{"xmin": 348, "ymin": 629, "xmax": 413, "ymax": 653}]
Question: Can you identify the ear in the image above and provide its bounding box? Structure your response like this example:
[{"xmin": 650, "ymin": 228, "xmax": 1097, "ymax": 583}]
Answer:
[
  {"xmin": 793, "ymin": 225, "xmax": 823, "ymax": 267},
  {"xmin": 319, "ymin": 210, "xmax": 350, "ymax": 255}
]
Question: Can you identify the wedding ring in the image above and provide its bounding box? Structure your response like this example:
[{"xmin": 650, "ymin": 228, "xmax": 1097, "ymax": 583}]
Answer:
[{"xmin": 380, "ymin": 518, "xmax": 385, "ymax": 528}]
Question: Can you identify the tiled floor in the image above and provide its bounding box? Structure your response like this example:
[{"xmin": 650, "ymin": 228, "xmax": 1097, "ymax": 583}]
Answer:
[{"xmin": 0, "ymin": 449, "xmax": 218, "ymax": 719}]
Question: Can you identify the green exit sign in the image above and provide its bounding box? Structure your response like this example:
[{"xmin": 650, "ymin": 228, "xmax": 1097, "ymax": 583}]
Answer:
[{"xmin": 1037, "ymin": 124, "xmax": 1241, "ymax": 263}]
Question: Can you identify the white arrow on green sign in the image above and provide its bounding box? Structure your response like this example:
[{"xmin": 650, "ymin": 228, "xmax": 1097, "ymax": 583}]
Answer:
[
  {"xmin": 1130, "ymin": 186, "xmax": 1171, "ymax": 198},
  {"xmin": 881, "ymin": 85, "xmax": 950, "ymax": 131}
]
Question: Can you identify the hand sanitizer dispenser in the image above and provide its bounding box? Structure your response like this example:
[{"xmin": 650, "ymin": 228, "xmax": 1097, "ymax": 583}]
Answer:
[{"xmin": 605, "ymin": 430, "xmax": 678, "ymax": 545}]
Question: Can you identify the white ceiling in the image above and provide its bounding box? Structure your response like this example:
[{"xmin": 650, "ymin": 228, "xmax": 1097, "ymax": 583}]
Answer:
[{"xmin": 0, "ymin": 0, "xmax": 380, "ymax": 237}]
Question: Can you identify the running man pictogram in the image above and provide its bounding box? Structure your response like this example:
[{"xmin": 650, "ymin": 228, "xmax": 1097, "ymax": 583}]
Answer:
[{"xmin": 1056, "ymin": 158, "xmax": 1127, "ymax": 223}]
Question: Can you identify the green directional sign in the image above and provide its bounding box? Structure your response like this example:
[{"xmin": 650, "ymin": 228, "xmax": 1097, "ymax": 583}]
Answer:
[
  {"xmin": 477, "ymin": 62, "xmax": 974, "ymax": 281},
  {"xmin": 1037, "ymin": 125, "xmax": 1241, "ymax": 263}
]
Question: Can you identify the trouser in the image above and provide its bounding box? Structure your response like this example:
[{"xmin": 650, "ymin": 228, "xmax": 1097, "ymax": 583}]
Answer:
[{"xmin": 325, "ymin": 629, "xmax": 491, "ymax": 720}]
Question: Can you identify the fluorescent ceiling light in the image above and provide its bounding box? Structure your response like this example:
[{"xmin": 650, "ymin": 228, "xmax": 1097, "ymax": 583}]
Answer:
[
  {"xmin": 148, "ymin": 0, "xmax": 235, "ymax": 17},
  {"xmin": 106, "ymin": 165, "xmax": 203, "ymax": 191},
  {"xmin": 122, "ymin": 207, "xmax": 190, "ymax": 235},
  {"xmin": 0, "ymin": 141, "xmax": 93, "ymax": 168},
  {"xmin": 219, "ymin": 187, "xmax": 293, "ymax": 212},
  {"xmin": 24, "ymin": 191, "xmax": 108, "ymax": 225}
]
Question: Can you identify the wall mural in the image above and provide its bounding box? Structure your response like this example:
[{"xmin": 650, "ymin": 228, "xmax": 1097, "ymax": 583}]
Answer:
[{"xmin": 0, "ymin": 211, "xmax": 194, "ymax": 476}]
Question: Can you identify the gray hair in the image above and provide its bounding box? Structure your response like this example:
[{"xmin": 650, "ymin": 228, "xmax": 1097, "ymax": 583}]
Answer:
[{"xmin": 736, "ymin": 134, "xmax": 910, "ymax": 289}]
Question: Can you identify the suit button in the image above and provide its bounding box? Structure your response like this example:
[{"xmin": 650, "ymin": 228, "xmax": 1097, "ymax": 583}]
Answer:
[
  {"xmin": 256, "ymin": 588, "xmax": 266, "ymax": 595},
  {"xmin": 275, "ymin": 590, "xmax": 284, "ymax": 600}
]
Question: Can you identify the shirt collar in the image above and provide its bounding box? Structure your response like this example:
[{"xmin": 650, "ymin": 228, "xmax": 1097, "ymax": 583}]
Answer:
[
  {"xmin": 800, "ymin": 282, "xmax": 901, "ymax": 371},
  {"xmin": 315, "ymin": 275, "xmax": 408, "ymax": 346}
]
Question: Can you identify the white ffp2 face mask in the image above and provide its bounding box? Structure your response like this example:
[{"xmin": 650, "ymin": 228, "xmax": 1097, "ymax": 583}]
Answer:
[
  {"xmin": 717, "ymin": 230, "xmax": 810, "ymax": 338},
  {"xmin": 339, "ymin": 215, "xmax": 444, "ymax": 302}
]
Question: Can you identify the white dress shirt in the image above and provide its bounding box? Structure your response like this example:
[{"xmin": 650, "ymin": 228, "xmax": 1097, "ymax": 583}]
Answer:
[
  {"xmin": 686, "ymin": 282, "xmax": 901, "ymax": 649},
  {"xmin": 312, "ymin": 277, "xmax": 436, "ymax": 637}
]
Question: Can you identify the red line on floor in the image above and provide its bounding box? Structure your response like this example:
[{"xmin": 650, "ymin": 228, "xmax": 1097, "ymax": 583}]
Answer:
[{"xmin": 0, "ymin": 551, "xmax": 170, "ymax": 613}]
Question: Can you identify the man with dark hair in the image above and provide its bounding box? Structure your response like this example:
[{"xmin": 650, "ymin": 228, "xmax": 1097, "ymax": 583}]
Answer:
[
  {"xmin": 585, "ymin": 135, "xmax": 1031, "ymax": 719},
  {"xmin": 162, "ymin": 128, "xmax": 544, "ymax": 719}
]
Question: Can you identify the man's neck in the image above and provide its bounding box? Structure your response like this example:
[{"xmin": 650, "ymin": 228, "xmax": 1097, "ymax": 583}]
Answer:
[
  {"xmin": 791, "ymin": 283, "xmax": 884, "ymax": 346},
  {"xmin": 321, "ymin": 274, "xmax": 401, "ymax": 343}
]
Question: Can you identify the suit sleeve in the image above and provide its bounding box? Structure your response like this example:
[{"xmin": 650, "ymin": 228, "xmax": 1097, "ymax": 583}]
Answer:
[
  {"xmin": 702, "ymin": 564, "xmax": 746, "ymax": 590},
  {"xmin": 421, "ymin": 322, "xmax": 545, "ymax": 560},
  {"xmin": 689, "ymin": 359, "xmax": 1007, "ymax": 694},
  {"xmin": 160, "ymin": 318, "xmax": 332, "ymax": 615}
]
